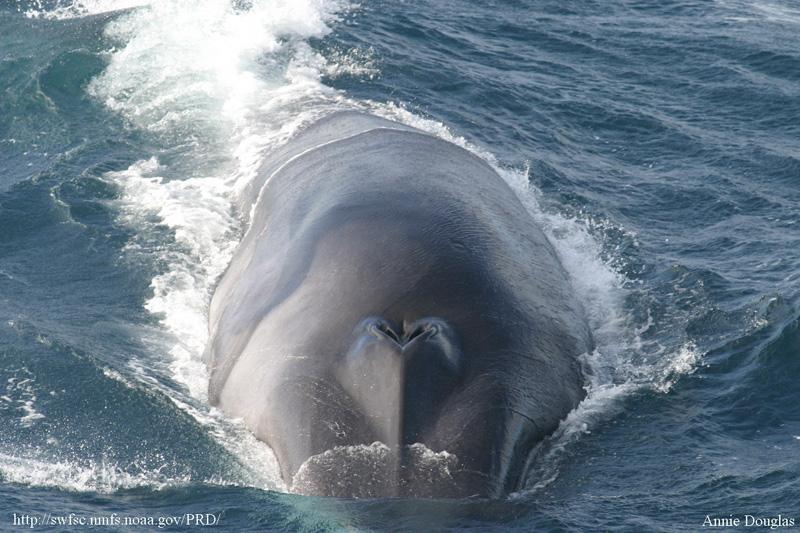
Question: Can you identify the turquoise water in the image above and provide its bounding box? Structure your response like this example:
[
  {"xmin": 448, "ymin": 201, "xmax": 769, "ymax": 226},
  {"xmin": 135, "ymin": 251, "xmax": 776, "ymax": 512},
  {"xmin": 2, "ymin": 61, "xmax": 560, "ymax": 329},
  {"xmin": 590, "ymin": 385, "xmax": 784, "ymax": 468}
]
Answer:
[{"xmin": 1, "ymin": 0, "xmax": 799, "ymax": 531}]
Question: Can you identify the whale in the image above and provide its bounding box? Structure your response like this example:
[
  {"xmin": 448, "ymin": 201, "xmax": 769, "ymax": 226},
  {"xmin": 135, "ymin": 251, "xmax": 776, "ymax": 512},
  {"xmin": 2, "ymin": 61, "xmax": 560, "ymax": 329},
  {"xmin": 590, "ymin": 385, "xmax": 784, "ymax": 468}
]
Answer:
[{"xmin": 204, "ymin": 112, "xmax": 592, "ymax": 498}]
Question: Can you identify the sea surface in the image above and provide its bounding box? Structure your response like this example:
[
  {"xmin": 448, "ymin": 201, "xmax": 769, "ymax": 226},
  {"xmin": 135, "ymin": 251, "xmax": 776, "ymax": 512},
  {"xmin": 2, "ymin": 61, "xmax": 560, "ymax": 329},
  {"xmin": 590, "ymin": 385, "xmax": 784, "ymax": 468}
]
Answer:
[{"xmin": 1, "ymin": 0, "xmax": 799, "ymax": 531}]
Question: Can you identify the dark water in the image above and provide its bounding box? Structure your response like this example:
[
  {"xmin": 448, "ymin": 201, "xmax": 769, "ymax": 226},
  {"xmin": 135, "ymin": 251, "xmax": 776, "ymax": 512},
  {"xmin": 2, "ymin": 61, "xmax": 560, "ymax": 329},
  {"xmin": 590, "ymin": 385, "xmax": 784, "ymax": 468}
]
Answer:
[{"xmin": 1, "ymin": 0, "xmax": 799, "ymax": 531}]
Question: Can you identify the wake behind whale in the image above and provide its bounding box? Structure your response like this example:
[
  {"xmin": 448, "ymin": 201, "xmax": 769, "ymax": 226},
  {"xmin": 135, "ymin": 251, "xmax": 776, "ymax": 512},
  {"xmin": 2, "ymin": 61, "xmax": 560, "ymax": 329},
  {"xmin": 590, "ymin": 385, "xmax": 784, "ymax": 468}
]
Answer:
[{"xmin": 204, "ymin": 112, "xmax": 592, "ymax": 498}]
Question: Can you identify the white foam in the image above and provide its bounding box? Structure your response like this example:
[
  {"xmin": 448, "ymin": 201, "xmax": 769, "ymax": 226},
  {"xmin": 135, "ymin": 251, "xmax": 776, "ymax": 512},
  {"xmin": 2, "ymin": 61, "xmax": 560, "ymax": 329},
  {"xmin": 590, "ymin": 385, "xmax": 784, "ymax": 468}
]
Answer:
[
  {"xmin": 0, "ymin": 453, "xmax": 191, "ymax": 492},
  {"xmin": 24, "ymin": 0, "xmax": 149, "ymax": 20},
  {"xmin": 2, "ymin": 370, "xmax": 46, "ymax": 428},
  {"xmin": 110, "ymin": 160, "xmax": 239, "ymax": 400},
  {"xmin": 87, "ymin": 0, "xmax": 352, "ymax": 139}
]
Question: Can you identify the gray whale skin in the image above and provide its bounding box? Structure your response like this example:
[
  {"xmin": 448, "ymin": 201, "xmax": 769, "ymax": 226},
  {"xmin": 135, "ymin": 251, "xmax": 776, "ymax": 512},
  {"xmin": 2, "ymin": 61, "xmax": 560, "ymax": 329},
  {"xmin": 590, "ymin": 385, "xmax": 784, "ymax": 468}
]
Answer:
[{"xmin": 204, "ymin": 112, "xmax": 592, "ymax": 499}]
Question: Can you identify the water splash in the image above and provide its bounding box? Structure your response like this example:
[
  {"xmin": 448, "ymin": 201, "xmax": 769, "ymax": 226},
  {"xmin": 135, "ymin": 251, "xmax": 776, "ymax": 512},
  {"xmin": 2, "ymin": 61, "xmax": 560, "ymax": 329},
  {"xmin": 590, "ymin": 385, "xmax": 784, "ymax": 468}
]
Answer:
[
  {"xmin": 1, "ymin": 369, "xmax": 46, "ymax": 428},
  {"xmin": 0, "ymin": 453, "xmax": 191, "ymax": 492},
  {"xmin": 23, "ymin": 0, "xmax": 149, "ymax": 20}
]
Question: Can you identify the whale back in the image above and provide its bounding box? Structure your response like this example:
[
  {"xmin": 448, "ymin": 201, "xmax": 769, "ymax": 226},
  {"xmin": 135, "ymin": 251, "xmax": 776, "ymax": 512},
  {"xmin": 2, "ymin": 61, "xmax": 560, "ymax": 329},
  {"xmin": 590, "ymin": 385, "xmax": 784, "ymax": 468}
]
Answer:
[{"xmin": 204, "ymin": 112, "xmax": 591, "ymax": 497}]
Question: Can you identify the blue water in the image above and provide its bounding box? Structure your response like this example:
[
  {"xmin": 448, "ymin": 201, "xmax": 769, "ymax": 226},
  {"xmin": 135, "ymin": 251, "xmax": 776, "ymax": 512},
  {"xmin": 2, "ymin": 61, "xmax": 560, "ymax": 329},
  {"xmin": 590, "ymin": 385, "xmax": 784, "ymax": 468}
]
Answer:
[{"xmin": 2, "ymin": 0, "xmax": 799, "ymax": 531}]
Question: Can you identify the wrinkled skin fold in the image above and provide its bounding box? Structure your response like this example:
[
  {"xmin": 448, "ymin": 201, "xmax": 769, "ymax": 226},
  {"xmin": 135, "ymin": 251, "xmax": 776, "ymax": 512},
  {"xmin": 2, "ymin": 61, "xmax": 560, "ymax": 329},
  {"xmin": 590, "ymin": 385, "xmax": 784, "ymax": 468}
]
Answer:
[{"xmin": 204, "ymin": 112, "xmax": 592, "ymax": 498}]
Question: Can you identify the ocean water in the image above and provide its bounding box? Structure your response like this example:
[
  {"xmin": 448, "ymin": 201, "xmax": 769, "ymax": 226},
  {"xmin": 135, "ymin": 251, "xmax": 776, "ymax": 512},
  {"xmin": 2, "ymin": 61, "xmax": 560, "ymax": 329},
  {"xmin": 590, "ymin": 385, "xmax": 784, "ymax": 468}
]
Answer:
[{"xmin": 1, "ymin": 0, "xmax": 799, "ymax": 530}]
